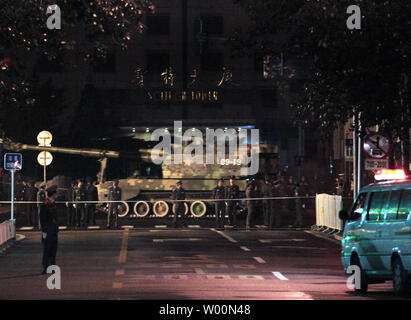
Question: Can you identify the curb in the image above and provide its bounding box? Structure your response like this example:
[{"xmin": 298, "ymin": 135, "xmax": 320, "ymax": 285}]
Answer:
[{"xmin": 304, "ymin": 230, "xmax": 341, "ymax": 245}]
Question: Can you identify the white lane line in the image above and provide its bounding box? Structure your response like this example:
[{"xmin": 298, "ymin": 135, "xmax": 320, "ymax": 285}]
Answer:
[
  {"xmin": 19, "ymin": 227, "xmax": 34, "ymax": 231},
  {"xmin": 258, "ymin": 239, "xmax": 306, "ymax": 243},
  {"xmin": 253, "ymin": 257, "xmax": 266, "ymax": 264},
  {"xmin": 118, "ymin": 229, "xmax": 129, "ymax": 264},
  {"xmin": 58, "ymin": 226, "xmax": 67, "ymax": 230},
  {"xmin": 155, "ymin": 225, "xmax": 167, "ymax": 228},
  {"xmin": 240, "ymin": 246, "xmax": 251, "ymax": 252},
  {"xmin": 152, "ymin": 238, "xmax": 202, "ymax": 242},
  {"xmin": 210, "ymin": 228, "xmax": 237, "ymax": 243},
  {"xmin": 188, "ymin": 225, "xmax": 200, "ymax": 228},
  {"xmin": 121, "ymin": 225, "xmax": 134, "ymax": 229},
  {"xmin": 272, "ymin": 272, "xmax": 289, "ymax": 281},
  {"xmin": 87, "ymin": 226, "xmax": 100, "ymax": 229}
]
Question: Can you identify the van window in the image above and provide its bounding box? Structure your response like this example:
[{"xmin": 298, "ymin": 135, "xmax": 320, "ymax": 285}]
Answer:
[
  {"xmin": 385, "ymin": 190, "xmax": 401, "ymax": 220},
  {"xmin": 367, "ymin": 192, "xmax": 388, "ymax": 221},
  {"xmin": 398, "ymin": 189, "xmax": 411, "ymax": 220},
  {"xmin": 350, "ymin": 192, "xmax": 367, "ymax": 220}
]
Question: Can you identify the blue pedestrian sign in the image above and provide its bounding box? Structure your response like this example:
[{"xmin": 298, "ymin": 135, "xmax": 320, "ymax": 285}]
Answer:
[{"xmin": 4, "ymin": 153, "xmax": 23, "ymax": 171}]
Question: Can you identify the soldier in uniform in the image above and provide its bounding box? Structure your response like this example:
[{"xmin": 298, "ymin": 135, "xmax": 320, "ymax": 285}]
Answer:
[
  {"xmin": 171, "ymin": 181, "xmax": 186, "ymax": 228},
  {"xmin": 36, "ymin": 185, "xmax": 48, "ymax": 229},
  {"xmin": 245, "ymin": 180, "xmax": 259, "ymax": 230},
  {"xmin": 40, "ymin": 186, "xmax": 59, "ymax": 274},
  {"xmin": 66, "ymin": 181, "xmax": 76, "ymax": 227},
  {"xmin": 85, "ymin": 177, "xmax": 98, "ymax": 226},
  {"xmin": 212, "ymin": 179, "xmax": 226, "ymax": 229},
  {"xmin": 107, "ymin": 179, "xmax": 122, "ymax": 229},
  {"xmin": 225, "ymin": 176, "xmax": 240, "ymax": 228},
  {"xmin": 74, "ymin": 179, "xmax": 87, "ymax": 228},
  {"xmin": 261, "ymin": 176, "xmax": 273, "ymax": 227}
]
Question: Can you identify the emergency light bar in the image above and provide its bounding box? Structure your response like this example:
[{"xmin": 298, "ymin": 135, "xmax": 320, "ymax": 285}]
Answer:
[{"xmin": 374, "ymin": 169, "xmax": 407, "ymax": 181}]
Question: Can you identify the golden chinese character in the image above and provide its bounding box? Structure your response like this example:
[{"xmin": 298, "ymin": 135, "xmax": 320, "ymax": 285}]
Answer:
[
  {"xmin": 217, "ymin": 67, "xmax": 233, "ymax": 87},
  {"xmin": 161, "ymin": 67, "xmax": 174, "ymax": 87}
]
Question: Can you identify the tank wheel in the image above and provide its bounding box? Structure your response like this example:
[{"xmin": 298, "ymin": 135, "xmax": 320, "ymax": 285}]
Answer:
[
  {"xmin": 117, "ymin": 201, "xmax": 130, "ymax": 218},
  {"xmin": 190, "ymin": 201, "xmax": 207, "ymax": 218},
  {"xmin": 351, "ymin": 255, "xmax": 368, "ymax": 294},
  {"xmin": 153, "ymin": 201, "xmax": 169, "ymax": 217},
  {"xmin": 393, "ymin": 257, "xmax": 410, "ymax": 295},
  {"xmin": 133, "ymin": 201, "xmax": 150, "ymax": 217},
  {"xmin": 172, "ymin": 203, "xmax": 189, "ymax": 216}
]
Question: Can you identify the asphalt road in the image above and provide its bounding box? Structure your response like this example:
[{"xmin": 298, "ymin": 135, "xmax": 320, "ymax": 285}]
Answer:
[{"xmin": 0, "ymin": 228, "xmax": 407, "ymax": 300}]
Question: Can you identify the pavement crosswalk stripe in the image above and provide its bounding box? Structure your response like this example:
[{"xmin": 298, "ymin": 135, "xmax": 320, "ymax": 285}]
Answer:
[
  {"xmin": 206, "ymin": 264, "xmax": 228, "ymax": 269},
  {"xmin": 272, "ymin": 272, "xmax": 289, "ymax": 281},
  {"xmin": 118, "ymin": 229, "xmax": 129, "ymax": 264},
  {"xmin": 253, "ymin": 257, "xmax": 266, "ymax": 264},
  {"xmin": 239, "ymin": 275, "xmax": 264, "ymax": 280},
  {"xmin": 240, "ymin": 246, "xmax": 251, "ymax": 251},
  {"xmin": 206, "ymin": 275, "xmax": 231, "ymax": 280},
  {"xmin": 210, "ymin": 228, "xmax": 237, "ymax": 243},
  {"xmin": 188, "ymin": 225, "xmax": 200, "ymax": 228},
  {"xmin": 19, "ymin": 227, "xmax": 34, "ymax": 231},
  {"xmin": 87, "ymin": 226, "xmax": 100, "ymax": 230},
  {"xmin": 258, "ymin": 239, "xmax": 306, "ymax": 243},
  {"xmin": 155, "ymin": 225, "xmax": 167, "ymax": 228}
]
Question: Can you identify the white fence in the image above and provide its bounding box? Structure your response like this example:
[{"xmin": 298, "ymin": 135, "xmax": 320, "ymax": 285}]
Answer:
[
  {"xmin": 0, "ymin": 220, "xmax": 15, "ymax": 246},
  {"xmin": 315, "ymin": 194, "xmax": 343, "ymax": 231}
]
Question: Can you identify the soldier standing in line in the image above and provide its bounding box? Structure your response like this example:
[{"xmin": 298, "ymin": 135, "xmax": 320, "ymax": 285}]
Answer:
[
  {"xmin": 75, "ymin": 179, "xmax": 87, "ymax": 228},
  {"xmin": 40, "ymin": 186, "xmax": 59, "ymax": 274},
  {"xmin": 171, "ymin": 181, "xmax": 186, "ymax": 228},
  {"xmin": 245, "ymin": 180, "xmax": 259, "ymax": 230},
  {"xmin": 19, "ymin": 180, "xmax": 28, "ymax": 224},
  {"xmin": 225, "ymin": 176, "xmax": 240, "ymax": 228},
  {"xmin": 85, "ymin": 177, "xmax": 98, "ymax": 226},
  {"xmin": 66, "ymin": 181, "xmax": 76, "ymax": 227},
  {"xmin": 36, "ymin": 185, "xmax": 48, "ymax": 229},
  {"xmin": 212, "ymin": 179, "xmax": 226, "ymax": 229},
  {"xmin": 269, "ymin": 176, "xmax": 279, "ymax": 229},
  {"xmin": 107, "ymin": 179, "xmax": 122, "ymax": 229},
  {"xmin": 261, "ymin": 176, "xmax": 272, "ymax": 228}
]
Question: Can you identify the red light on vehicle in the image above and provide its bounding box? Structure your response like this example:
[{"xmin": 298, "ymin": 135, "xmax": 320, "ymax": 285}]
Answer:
[{"xmin": 374, "ymin": 169, "xmax": 406, "ymax": 181}]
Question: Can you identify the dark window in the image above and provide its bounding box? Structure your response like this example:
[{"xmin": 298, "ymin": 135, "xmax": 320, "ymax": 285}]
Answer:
[
  {"xmin": 146, "ymin": 52, "xmax": 169, "ymax": 72},
  {"xmin": 261, "ymin": 89, "xmax": 277, "ymax": 108},
  {"xmin": 386, "ymin": 190, "xmax": 401, "ymax": 220},
  {"xmin": 351, "ymin": 192, "xmax": 367, "ymax": 217},
  {"xmin": 195, "ymin": 16, "xmax": 223, "ymax": 35},
  {"xmin": 398, "ymin": 189, "xmax": 411, "ymax": 220},
  {"xmin": 367, "ymin": 192, "xmax": 389, "ymax": 221},
  {"xmin": 146, "ymin": 16, "xmax": 170, "ymax": 35},
  {"xmin": 202, "ymin": 52, "xmax": 223, "ymax": 71},
  {"xmin": 38, "ymin": 54, "xmax": 63, "ymax": 73},
  {"xmin": 93, "ymin": 53, "xmax": 116, "ymax": 73}
]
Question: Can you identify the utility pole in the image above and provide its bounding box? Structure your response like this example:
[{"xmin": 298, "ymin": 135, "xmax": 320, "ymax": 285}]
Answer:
[
  {"xmin": 353, "ymin": 111, "xmax": 358, "ymax": 198},
  {"xmin": 357, "ymin": 112, "xmax": 362, "ymax": 195}
]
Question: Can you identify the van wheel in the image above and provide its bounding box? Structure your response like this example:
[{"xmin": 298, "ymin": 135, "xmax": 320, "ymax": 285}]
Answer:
[
  {"xmin": 393, "ymin": 257, "xmax": 409, "ymax": 295},
  {"xmin": 351, "ymin": 255, "xmax": 368, "ymax": 294}
]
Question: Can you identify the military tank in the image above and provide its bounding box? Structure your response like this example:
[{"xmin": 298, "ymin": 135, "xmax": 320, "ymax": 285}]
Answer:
[{"xmin": 1, "ymin": 137, "xmax": 279, "ymax": 219}]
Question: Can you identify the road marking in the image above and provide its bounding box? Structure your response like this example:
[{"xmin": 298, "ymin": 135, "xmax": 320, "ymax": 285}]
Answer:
[
  {"xmin": 233, "ymin": 264, "xmax": 256, "ymax": 269},
  {"xmin": 155, "ymin": 225, "xmax": 167, "ymax": 228},
  {"xmin": 210, "ymin": 228, "xmax": 237, "ymax": 243},
  {"xmin": 239, "ymin": 275, "xmax": 264, "ymax": 280},
  {"xmin": 115, "ymin": 269, "xmax": 125, "ymax": 276},
  {"xmin": 258, "ymin": 239, "xmax": 306, "ymax": 243},
  {"xmin": 240, "ymin": 246, "xmax": 251, "ymax": 251},
  {"xmin": 118, "ymin": 229, "xmax": 129, "ymax": 264},
  {"xmin": 253, "ymin": 257, "xmax": 266, "ymax": 264},
  {"xmin": 152, "ymin": 238, "xmax": 202, "ymax": 243},
  {"xmin": 270, "ymin": 246, "xmax": 328, "ymax": 250},
  {"xmin": 188, "ymin": 225, "xmax": 200, "ymax": 228},
  {"xmin": 272, "ymin": 272, "xmax": 288, "ymax": 281},
  {"xmin": 164, "ymin": 275, "xmax": 188, "ymax": 280},
  {"xmin": 121, "ymin": 225, "xmax": 134, "ymax": 229},
  {"xmin": 87, "ymin": 226, "xmax": 100, "ymax": 230},
  {"xmin": 19, "ymin": 227, "xmax": 34, "ymax": 231},
  {"xmin": 58, "ymin": 226, "xmax": 67, "ymax": 230},
  {"xmin": 206, "ymin": 264, "xmax": 228, "ymax": 269},
  {"xmin": 195, "ymin": 268, "xmax": 205, "ymax": 274},
  {"xmin": 161, "ymin": 264, "xmax": 183, "ymax": 268},
  {"xmin": 112, "ymin": 282, "xmax": 123, "ymax": 289},
  {"xmin": 206, "ymin": 274, "xmax": 231, "ymax": 280}
]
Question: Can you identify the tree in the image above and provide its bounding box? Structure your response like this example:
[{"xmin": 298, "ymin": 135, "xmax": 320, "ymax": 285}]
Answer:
[
  {"xmin": 0, "ymin": 0, "xmax": 154, "ymax": 139},
  {"xmin": 232, "ymin": 0, "xmax": 410, "ymax": 139}
]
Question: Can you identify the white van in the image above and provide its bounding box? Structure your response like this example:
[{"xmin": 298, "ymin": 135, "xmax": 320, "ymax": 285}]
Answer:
[{"xmin": 340, "ymin": 169, "xmax": 411, "ymax": 295}]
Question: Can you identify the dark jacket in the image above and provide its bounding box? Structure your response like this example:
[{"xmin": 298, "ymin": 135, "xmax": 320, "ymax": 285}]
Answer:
[
  {"xmin": 85, "ymin": 184, "xmax": 98, "ymax": 202},
  {"xmin": 225, "ymin": 184, "xmax": 240, "ymax": 200},
  {"xmin": 40, "ymin": 201, "xmax": 59, "ymax": 236},
  {"xmin": 108, "ymin": 186, "xmax": 122, "ymax": 201},
  {"xmin": 171, "ymin": 187, "xmax": 186, "ymax": 201},
  {"xmin": 212, "ymin": 186, "xmax": 226, "ymax": 199}
]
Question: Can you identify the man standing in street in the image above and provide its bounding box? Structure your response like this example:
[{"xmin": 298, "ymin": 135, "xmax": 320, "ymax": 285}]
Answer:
[
  {"xmin": 261, "ymin": 176, "xmax": 272, "ymax": 228},
  {"xmin": 212, "ymin": 179, "xmax": 226, "ymax": 229},
  {"xmin": 171, "ymin": 181, "xmax": 186, "ymax": 228},
  {"xmin": 75, "ymin": 179, "xmax": 87, "ymax": 228},
  {"xmin": 36, "ymin": 185, "xmax": 47, "ymax": 230},
  {"xmin": 245, "ymin": 180, "xmax": 259, "ymax": 230},
  {"xmin": 66, "ymin": 181, "xmax": 76, "ymax": 227},
  {"xmin": 85, "ymin": 177, "xmax": 98, "ymax": 226},
  {"xmin": 107, "ymin": 179, "xmax": 122, "ymax": 229},
  {"xmin": 293, "ymin": 183, "xmax": 303, "ymax": 228},
  {"xmin": 40, "ymin": 186, "xmax": 59, "ymax": 274},
  {"xmin": 225, "ymin": 176, "xmax": 240, "ymax": 228}
]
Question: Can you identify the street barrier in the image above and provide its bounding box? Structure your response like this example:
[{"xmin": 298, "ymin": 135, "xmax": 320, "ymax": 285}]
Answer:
[
  {"xmin": 0, "ymin": 219, "xmax": 15, "ymax": 247},
  {"xmin": 315, "ymin": 194, "xmax": 343, "ymax": 232}
]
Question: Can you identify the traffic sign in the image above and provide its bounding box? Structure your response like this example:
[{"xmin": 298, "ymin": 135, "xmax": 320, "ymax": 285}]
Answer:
[
  {"xmin": 4, "ymin": 153, "xmax": 22, "ymax": 171},
  {"xmin": 365, "ymin": 159, "xmax": 389, "ymax": 171},
  {"xmin": 37, "ymin": 151, "xmax": 53, "ymax": 166},
  {"xmin": 37, "ymin": 130, "xmax": 53, "ymax": 146},
  {"xmin": 363, "ymin": 133, "xmax": 391, "ymax": 159}
]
